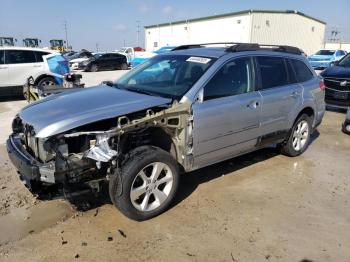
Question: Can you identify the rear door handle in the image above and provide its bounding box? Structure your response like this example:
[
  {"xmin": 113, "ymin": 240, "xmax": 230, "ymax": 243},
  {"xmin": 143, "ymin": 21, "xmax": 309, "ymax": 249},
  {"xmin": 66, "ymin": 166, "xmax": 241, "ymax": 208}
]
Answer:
[{"xmin": 247, "ymin": 100, "xmax": 260, "ymax": 109}]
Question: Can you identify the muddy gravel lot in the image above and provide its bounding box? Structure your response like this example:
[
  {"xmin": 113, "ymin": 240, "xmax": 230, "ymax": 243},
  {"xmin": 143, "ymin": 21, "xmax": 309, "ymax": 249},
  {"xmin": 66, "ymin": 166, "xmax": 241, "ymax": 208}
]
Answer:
[{"xmin": 0, "ymin": 70, "xmax": 349, "ymax": 262}]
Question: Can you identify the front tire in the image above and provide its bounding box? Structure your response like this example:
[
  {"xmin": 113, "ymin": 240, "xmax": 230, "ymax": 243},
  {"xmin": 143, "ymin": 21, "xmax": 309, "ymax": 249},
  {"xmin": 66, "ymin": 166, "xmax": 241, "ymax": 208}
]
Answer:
[
  {"xmin": 90, "ymin": 64, "xmax": 99, "ymax": 72},
  {"xmin": 281, "ymin": 114, "xmax": 312, "ymax": 157},
  {"xmin": 109, "ymin": 146, "xmax": 180, "ymax": 221}
]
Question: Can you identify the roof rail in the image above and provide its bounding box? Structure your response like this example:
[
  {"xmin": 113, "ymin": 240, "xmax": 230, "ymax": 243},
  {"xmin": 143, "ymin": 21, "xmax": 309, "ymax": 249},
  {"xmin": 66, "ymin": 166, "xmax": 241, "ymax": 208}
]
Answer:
[
  {"xmin": 226, "ymin": 43, "xmax": 260, "ymax": 52},
  {"xmin": 172, "ymin": 42, "xmax": 238, "ymax": 51},
  {"xmin": 172, "ymin": 42, "xmax": 303, "ymax": 55}
]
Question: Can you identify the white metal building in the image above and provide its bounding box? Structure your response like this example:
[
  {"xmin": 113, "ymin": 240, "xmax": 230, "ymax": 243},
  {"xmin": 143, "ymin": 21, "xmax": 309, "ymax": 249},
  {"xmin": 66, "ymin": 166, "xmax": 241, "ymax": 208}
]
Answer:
[{"xmin": 144, "ymin": 10, "xmax": 326, "ymax": 55}]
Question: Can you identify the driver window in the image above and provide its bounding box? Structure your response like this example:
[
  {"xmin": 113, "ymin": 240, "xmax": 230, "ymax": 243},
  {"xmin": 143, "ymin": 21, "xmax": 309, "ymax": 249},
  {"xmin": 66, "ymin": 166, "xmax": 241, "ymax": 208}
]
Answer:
[{"xmin": 204, "ymin": 57, "xmax": 254, "ymax": 101}]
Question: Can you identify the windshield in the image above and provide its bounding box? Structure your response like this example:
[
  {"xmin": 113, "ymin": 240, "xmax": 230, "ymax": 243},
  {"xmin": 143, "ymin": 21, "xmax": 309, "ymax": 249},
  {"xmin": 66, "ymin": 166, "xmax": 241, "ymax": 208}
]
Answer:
[
  {"xmin": 338, "ymin": 54, "xmax": 350, "ymax": 67},
  {"xmin": 115, "ymin": 55, "xmax": 216, "ymax": 99},
  {"xmin": 118, "ymin": 48, "xmax": 127, "ymax": 53},
  {"xmin": 93, "ymin": 53, "xmax": 103, "ymax": 59},
  {"xmin": 315, "ymin": 50, "xmax": 335, "ymax": 56}
]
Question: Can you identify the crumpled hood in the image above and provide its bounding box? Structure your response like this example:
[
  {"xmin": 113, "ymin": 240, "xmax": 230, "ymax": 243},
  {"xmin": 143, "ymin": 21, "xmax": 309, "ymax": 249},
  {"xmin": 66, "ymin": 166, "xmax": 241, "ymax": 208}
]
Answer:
[
  {"xmin": 19, "ymin": 86, "xmax": 171, "ymax": 138},
  {"xmin": 321, "ymin": 66, "xmax": 350, "ymax": 79},
  {"xmin": 308, "ymin": 55, "xmax": 334, "ymax": 61}
]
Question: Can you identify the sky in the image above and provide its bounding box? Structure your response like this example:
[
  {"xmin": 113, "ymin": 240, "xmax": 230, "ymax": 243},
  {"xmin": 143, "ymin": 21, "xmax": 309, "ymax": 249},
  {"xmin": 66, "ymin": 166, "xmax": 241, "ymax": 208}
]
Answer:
[{"xmin": 1, "ymin": 0, "xmax": 349, "ymax": 51}]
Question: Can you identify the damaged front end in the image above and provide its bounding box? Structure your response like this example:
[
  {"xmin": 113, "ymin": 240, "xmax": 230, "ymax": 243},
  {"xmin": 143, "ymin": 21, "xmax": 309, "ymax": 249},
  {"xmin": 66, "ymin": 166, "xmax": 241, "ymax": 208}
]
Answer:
[{"xmin": 7, "ymin": 101, "xmax": 193, "ymax": 193}]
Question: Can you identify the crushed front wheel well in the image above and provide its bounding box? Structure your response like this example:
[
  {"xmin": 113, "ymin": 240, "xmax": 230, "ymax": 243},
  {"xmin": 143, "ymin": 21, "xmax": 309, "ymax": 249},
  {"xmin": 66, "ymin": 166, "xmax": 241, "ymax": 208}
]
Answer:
[{"xmin": 119, "ymin": 127, "xmax": 178, "ymax": 162}]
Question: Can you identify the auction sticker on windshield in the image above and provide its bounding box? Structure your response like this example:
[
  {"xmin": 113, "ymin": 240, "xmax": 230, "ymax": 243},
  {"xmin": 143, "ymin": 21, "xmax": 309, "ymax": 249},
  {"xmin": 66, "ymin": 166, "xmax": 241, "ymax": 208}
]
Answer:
[{"xmin": 187, "ymin": 57, "xmax": 211, "ymax": 64}]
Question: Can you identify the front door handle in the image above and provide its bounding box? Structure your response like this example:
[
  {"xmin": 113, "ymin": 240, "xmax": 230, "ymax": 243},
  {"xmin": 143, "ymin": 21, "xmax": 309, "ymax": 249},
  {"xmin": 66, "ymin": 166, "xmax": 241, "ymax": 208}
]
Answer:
[
  {"xmin": 247, "ymin": 100, "xmax": 260, "ymax": 109},
  {"xmin": 290, "ymin": 90, "xmax": 301, "ymax": 98}
]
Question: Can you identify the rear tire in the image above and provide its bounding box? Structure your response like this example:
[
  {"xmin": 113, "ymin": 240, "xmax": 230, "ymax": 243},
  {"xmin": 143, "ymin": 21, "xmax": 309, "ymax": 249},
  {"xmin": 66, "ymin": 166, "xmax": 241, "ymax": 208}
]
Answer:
[
  {"xmin": 281, "ymin": 114, "xmax": 312, "ymax": 157},
  {"xmin": 37, "ymin": 76, "xmax": 57, "ymax": 87},
  {"xmin": 109, "ymin": 146, "xmax": 180, "ymax": 221},
  {"xmin": 119, "ymin": 63, "xmax": 128, "ymax": 70}
]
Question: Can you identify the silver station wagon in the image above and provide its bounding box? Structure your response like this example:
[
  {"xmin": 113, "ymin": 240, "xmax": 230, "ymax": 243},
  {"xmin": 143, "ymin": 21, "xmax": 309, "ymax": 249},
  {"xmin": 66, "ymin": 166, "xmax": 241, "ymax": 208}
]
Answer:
[{"xmin": 7, "ymin": 43, "xmax": 325, "ymax": 220}]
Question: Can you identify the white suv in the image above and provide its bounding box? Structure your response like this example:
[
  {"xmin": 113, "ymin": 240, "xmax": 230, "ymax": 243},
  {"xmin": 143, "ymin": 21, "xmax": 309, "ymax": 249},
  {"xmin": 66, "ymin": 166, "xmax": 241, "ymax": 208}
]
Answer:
[{"xmin": 0, "ymin": 47, "xmax": 61, "ymax": 97}]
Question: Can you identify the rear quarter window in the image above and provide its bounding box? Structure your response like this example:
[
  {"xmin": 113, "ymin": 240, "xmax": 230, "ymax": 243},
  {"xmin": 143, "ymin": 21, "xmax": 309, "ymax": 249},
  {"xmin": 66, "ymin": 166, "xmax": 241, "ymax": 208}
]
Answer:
[
  {"xmin": 290, "ymin": 59, "xmax": 314, "ymax": 83},
  {"xmin": 256, "ymin": 56, "xmax": 289, "ymax": 89},
  {"xmin": 34, "ymin": 51, "xmax": 51, "ymax": 62}
]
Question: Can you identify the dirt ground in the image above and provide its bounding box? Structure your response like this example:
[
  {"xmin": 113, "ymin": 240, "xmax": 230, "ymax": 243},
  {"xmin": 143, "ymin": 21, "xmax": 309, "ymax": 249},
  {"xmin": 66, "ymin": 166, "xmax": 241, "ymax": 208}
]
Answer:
[{"xmin": 0, "ymin": 71, "xmax": 349, "ymax": 262}]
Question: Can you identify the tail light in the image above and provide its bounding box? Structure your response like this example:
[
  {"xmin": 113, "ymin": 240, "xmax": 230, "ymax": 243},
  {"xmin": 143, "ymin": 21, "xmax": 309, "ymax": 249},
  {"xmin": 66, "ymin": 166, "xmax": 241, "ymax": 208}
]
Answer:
[{"xmin": 319, "ymin": 79, "xmax": 326, "ymax": 90}]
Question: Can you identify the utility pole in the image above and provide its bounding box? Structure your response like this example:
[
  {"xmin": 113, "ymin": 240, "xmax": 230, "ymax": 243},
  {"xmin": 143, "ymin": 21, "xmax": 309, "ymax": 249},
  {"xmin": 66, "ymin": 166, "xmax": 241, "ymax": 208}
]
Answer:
[
  {"xmin": 328, "ymin": 27, "xmax": 341, "ymax": 43},
  {"xmin": 96, "ymin": 43, "xmax": 99, "ymax": 52},
  {"xmin": 64, "ymin": 20, "xmax": 69, "ymax": 49},
  {"xmin": 136, "ymin": 20, "xmax": 141, "ymax": 47}
]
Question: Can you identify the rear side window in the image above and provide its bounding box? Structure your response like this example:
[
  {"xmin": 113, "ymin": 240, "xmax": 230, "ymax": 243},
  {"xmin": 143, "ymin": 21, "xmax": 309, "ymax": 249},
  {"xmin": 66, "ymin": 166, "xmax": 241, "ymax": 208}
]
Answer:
[
  {"xmin": 257, "ymin": 56, "xmax": 288, "ymax": 89},
  {"xmin": 34, "ymin": 51, "xmax": 50, "ymax": 62},
  {"xmin": 6, "ymin": 50, "xmax": 36, "ymax": 64},
  {"xmin": 0, "ymin": 50, "xmax": 4, "ymax": 64},
  {"xmin": 290, "ymin": 59, "xmax": 314, "ymax": 83}
]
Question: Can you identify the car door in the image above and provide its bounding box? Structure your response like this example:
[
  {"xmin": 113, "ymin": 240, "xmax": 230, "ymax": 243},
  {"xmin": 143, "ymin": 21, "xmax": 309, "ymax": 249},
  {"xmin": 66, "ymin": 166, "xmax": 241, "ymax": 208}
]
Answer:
[
  {"xmin": 256, "ymin": 56, "xmax": 303, "ymax": 136},
  {"xmin": 192, "ymin": 56, "xmax": 262, "ymax": 168},
  {"xmin": 0, "ymin": 50, "xmax": 9, "ymax": 86},
  {"xmin": 98, "ymin": 54, "xmax": 109, "ymax": 69},
  {"xmin": 6, "ymin": 49, "xmax": 39, "ymax": 86}
]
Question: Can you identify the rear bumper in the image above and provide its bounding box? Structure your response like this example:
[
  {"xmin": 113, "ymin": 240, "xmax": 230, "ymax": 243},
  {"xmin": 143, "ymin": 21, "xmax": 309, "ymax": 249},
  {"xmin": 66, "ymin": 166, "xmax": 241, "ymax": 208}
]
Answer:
[{"xmin": 309, "ymin": 61, "xmax": 331, "ymax": 69}]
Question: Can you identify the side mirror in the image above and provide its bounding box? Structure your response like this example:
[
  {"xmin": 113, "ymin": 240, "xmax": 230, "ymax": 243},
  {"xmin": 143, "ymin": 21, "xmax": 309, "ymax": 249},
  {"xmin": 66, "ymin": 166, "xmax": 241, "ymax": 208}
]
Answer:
[{"xmin": 101, "ymin": 80, "xmax": 114, "ymax": 87}]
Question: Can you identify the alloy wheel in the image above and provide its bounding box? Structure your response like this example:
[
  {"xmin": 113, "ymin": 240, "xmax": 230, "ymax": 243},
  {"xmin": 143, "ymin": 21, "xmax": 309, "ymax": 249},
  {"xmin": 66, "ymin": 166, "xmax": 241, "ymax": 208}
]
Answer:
[
  {"xmin": 130, "ymin": 162, "xmax": 173, "ymax": 212},
  {"xmin": 292, "ymin": 120, "xmax": 309, "ymax": 151}
]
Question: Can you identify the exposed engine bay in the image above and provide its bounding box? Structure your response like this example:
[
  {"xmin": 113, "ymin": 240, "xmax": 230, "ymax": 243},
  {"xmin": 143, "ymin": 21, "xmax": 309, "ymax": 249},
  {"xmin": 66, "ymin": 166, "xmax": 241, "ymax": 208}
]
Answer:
[{"xmin": 10, "ymin": 101, "xmax": 193, "ymax": 192}]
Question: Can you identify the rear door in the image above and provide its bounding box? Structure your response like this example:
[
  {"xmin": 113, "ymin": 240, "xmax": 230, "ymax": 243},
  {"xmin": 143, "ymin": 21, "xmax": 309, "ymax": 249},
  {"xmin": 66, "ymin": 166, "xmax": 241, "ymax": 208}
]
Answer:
[
  {"xmin": 192, "ymin": 56, "xmax": 262, "ymax": 168},
  {"xmin": 256, "ymin": 56, "xmax": 303, "ymax": 136},
  {"xmin": 6, "ymin": 49, "xmax": 39, "ymax": 86},
  {"xmin": 0, "ymin": 50, "xmax": 9, "ymax": 86}
]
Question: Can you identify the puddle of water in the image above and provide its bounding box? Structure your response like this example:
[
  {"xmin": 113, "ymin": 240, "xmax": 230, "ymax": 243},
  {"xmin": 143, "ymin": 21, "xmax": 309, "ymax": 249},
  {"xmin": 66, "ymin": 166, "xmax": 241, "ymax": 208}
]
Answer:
[{"xmin": 0, "ymin": 200, "xmax": 73, "ymax": 245}]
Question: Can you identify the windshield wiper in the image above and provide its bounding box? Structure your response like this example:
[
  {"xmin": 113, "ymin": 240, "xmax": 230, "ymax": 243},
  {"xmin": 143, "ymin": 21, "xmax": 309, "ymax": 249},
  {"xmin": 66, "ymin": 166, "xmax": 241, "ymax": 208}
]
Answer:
[{"xmin": 123, "ymin": 87, "xmax": 159, "ymax": 97}]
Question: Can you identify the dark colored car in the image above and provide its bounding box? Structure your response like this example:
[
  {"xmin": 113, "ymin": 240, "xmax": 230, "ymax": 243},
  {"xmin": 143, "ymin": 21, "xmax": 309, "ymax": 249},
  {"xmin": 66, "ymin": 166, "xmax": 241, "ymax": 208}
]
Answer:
[
  {"xmin": 321, "ymin": 53, "xmax": 350, "ymax": 109},
  {"xmin": 80, "ymin": 53, "xmax": 128, "ymax": 72}
]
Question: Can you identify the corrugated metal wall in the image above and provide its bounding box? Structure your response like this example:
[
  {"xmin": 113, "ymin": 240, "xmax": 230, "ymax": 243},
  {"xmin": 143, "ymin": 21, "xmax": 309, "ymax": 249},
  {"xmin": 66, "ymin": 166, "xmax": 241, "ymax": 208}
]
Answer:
[
  {"xmin": 250, "ymin": 13, "xmax": 325, "ymax": 55},
  {"xmin": 145, "ymin": 15, "xmax": 251, "ymax": 51},
  {"xmin": 324, "ymin": 42, "xmax": 350, "ymax": 52},
  {"xmin": 145, "ymin": 12, "xmax": 326, "ymax": 54}
]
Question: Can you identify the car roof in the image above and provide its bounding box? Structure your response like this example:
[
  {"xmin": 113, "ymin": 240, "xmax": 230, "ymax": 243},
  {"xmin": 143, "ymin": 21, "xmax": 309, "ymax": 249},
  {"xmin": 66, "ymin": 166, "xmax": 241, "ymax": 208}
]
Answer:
[{"xmin": 0, "ymin": 46, "xmax": 56, "ymax": 53}]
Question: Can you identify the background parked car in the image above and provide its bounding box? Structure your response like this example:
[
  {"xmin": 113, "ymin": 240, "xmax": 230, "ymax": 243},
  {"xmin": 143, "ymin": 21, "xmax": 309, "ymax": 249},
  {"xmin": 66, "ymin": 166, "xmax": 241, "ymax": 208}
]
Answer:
[
  {"xmin": 131, "ymin": 46, "xmax": 177, "ymax": 68},
  {"xmin": 68, "ymin": 50, "xmax": 93, "ymax": 70},
  {"xmin": 308, "ymin": 49, "xmax": 347, "ymax": 69},
  {"xmin": 80, "ymin": 52, "xmax": 128, "ymax": 72},
  {"xmin": 320, "ymin": 53, "xmax": 350, "ymax": 109},
  {"xmin": 114, "ymin": 46, "xmax": 145, "ymax": 65},
  {"xmin": 0, "ymin": 47, "xmax": 69, "ymax": 97}
]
